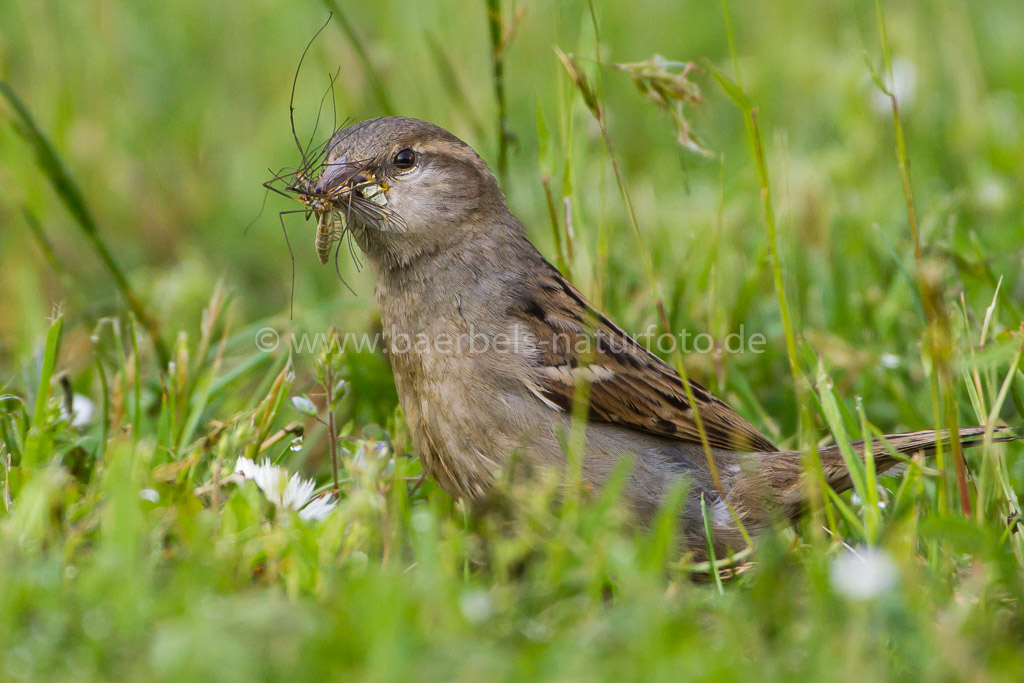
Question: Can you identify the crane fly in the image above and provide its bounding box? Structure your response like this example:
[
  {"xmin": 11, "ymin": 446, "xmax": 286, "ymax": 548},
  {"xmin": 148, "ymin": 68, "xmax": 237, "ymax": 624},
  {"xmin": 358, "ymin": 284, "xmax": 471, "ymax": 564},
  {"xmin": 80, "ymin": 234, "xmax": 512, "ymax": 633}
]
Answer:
[
  {"xmin": 287, "ymin": 169, "xmax": 347, "ymax": 266},
  {"xmin": 248, "ymin": 14, "xmax": 407, "ymax": 316}
]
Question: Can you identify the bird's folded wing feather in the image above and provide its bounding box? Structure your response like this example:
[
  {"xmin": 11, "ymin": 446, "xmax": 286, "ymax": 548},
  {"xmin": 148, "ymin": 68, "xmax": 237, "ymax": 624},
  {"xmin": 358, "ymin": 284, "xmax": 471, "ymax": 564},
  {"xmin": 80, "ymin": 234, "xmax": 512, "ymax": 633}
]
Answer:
[{"xmin": 512, "ymin": 262, "xmax": 778, "ymax": 454}]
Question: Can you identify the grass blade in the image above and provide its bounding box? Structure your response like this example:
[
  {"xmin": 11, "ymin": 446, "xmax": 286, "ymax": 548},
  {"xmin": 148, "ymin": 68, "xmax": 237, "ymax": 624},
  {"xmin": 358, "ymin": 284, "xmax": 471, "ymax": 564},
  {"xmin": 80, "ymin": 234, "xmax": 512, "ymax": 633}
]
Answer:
[{"xmin": 1, "ymin": 82, "xmax": 169, "ymax": 367}]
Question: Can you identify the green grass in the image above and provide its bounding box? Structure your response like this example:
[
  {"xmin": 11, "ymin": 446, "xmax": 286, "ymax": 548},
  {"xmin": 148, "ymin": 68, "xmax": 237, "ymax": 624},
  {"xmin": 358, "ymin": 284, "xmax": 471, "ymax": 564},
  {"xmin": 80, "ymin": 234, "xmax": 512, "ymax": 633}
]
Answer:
[{"xmin": 2, "ymin": 0, "xmax": 1024, "ymax": 679}]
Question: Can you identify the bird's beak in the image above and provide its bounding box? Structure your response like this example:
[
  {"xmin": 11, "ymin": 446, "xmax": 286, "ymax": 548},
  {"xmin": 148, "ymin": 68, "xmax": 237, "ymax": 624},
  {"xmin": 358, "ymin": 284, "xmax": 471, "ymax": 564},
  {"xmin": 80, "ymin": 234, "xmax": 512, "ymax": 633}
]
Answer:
[{"xmin": 318, "ymin": 157, "xmax": 389, "ymax": 208}]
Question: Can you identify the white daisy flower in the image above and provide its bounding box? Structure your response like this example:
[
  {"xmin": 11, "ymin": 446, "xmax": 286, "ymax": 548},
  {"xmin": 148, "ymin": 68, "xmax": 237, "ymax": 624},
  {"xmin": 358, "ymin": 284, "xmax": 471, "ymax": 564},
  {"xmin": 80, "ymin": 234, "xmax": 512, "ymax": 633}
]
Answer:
[
  {"xmin": 62, "ymin": 394, "xmax": 94, "ymax": 428},
  {"xmin": 830, "ymin": 547, "xmax": 898, "ymax": 599},
  {"xmin": 880, "ymin": 353, "xmax": 900, "ymax": 369},
  {"xmin": 233, "ymin": 457, "xmax": 337, "ymax": 521},
  {"xmin": 297, "ymin": 494, "xmax": 338, "ymax": 522}
]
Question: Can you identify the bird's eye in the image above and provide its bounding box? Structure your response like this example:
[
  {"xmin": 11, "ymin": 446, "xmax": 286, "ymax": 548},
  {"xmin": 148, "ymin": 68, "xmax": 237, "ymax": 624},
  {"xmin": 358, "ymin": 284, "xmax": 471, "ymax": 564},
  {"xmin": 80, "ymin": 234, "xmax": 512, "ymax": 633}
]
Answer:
[{"xmin": 393, "ymin": 148, "xmax": 416, "ymax": 171}]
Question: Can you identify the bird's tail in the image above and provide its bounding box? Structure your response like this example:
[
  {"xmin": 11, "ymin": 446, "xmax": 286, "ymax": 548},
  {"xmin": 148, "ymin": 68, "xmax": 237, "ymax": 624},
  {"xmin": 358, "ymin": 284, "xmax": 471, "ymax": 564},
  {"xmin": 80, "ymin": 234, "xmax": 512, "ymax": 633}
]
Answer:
[{"xmin": 817, "ymin": 425, "xmax": 1020, "ymax": 494}]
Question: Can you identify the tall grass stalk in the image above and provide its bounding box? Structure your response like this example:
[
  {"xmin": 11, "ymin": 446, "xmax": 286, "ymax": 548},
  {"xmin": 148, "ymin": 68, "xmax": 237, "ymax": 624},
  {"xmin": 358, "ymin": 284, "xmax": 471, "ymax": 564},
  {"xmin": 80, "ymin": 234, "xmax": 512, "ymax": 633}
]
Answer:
[
  {"xmin": 536, "ymin": 101, "xmax": 572, "ymax": 277},
  {"xmin": 870, "ymin": 0, "xmax": 969, "ymax": 514},
  {"xmin": 715, "ymin": 3, "xmax": 804, "ymax": 429},
  {"xmin": 485, "ymin": 0, "xmax": 514, "ymax": 185},
  {"xmin": 714, "ymin": 0, "xmax": 836, "ymax": 537},
  {"xmin": 700, "ymin": 493, "xmax": 725, "ymax": 593}
]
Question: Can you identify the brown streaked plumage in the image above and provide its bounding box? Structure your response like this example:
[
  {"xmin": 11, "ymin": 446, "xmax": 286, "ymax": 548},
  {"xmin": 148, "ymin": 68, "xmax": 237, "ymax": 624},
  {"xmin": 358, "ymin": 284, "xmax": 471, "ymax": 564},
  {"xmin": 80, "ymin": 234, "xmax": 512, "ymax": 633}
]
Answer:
[
  {"xmin": 510, "ymin": 258, "xmax": 778, "ymax": 454},
  {"xmin": 298, "ymin": 115, "xmax": 1018, "ymax": 559}
]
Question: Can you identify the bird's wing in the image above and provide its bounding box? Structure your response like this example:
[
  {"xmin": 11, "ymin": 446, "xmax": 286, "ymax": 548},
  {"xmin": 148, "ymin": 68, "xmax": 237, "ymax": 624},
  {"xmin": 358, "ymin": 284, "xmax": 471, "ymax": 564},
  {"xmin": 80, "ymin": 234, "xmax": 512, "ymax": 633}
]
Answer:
[{"xmin": 512, "ymin": 261, "xmax": 778, "ymax": 453}]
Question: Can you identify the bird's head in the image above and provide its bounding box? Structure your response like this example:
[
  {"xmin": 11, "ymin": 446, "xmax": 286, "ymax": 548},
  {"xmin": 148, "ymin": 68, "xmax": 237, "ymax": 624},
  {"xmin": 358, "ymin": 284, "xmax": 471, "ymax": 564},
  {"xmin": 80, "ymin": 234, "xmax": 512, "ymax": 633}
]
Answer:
[{"xmin": 313, "ymin": 116, "xmax": 507, "ymax": 267}]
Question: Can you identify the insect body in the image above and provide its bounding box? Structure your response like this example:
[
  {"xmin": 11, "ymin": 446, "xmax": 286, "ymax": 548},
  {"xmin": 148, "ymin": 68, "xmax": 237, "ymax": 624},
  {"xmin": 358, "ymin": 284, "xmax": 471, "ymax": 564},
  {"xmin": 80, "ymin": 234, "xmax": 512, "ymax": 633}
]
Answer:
[{"xmin": 315, "ymin": 210, "xmax": 345, "ymax": 265}]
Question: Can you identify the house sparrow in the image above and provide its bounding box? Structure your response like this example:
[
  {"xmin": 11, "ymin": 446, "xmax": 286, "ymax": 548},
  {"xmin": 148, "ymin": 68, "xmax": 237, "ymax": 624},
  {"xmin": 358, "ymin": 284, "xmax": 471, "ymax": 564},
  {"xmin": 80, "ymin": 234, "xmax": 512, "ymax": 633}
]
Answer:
[{"xmin": 295, "ymin": 116, "xmax": 1015, "ymax": 558}]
